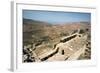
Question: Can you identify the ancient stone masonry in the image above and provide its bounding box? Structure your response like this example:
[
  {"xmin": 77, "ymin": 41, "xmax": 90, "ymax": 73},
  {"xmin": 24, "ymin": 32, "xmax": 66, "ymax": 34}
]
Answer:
[{"xmin": 23, "ymin": 31, "xmax": 89, "ymax": 62}]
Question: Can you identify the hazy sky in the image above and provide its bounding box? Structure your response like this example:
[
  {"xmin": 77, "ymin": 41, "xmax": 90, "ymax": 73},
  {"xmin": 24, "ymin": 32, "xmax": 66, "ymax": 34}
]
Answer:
[{"xmin": 23, "ymin": 10, "xmax": 91, "ymax": 24}]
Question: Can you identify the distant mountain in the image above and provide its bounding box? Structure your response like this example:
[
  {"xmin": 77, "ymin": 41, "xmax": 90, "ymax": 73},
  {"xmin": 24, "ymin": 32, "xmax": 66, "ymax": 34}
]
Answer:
[
  {"xmin": 23, "ymin": 18, "xmax": 52, "ymax": 32},
  {"xmin": 79, "ymin": 22, "xmax": 90, "ymax": 25},
  {"xmin": 23, "ymin": 18, "xmax": 91, "ymax": 46},
  {"xmin": 23, "ymin": 18, "xmax": 52, "ymax": 25}
]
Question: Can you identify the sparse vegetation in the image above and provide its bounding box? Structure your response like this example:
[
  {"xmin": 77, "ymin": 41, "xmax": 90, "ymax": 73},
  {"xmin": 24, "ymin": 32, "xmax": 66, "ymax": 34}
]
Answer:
[
  {"xmin": 71, "ymin": 30, "xmax": 78, "ymax": 34},
  {"xmin": 79, "ymin": 29, "xmax": 85, "ymax": 34},
  {"xmin": 23, "ymin": 19, "xmax": 91, "ymax": 62},
  {"xmin": 60, "ymin": 32, "xmax": 69, "ymax": 37}
]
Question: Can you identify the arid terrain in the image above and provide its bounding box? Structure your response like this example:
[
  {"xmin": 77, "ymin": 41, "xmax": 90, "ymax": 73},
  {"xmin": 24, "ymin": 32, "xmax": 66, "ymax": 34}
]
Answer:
[{"xmin": 23, "ymin": 18, "xmax": 91, "ymax": 62}]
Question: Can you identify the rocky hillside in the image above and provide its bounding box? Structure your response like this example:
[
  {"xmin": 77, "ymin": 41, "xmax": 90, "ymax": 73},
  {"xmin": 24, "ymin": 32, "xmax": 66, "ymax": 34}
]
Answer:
[{"xmin": 23, "ymin": 19, "xmax": 91, "ymax": 62}]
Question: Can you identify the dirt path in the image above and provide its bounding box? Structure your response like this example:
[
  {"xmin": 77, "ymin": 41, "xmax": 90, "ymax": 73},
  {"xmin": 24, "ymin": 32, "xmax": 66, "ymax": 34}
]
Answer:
[{"xmin": 67, "ymin": 45, "xmax": 86, "ymax": 60}]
